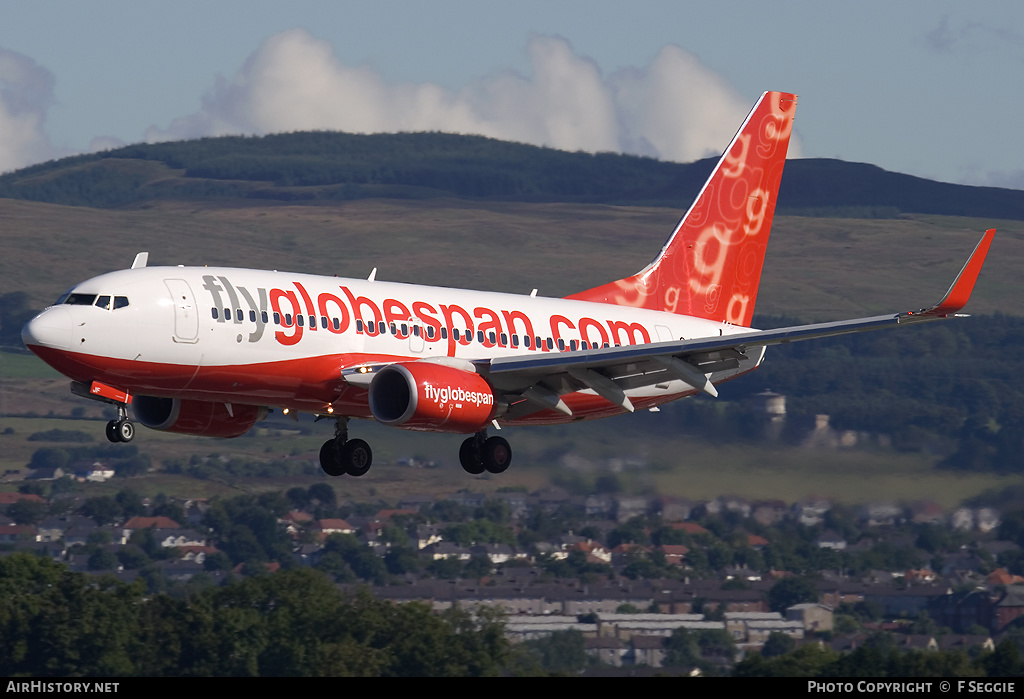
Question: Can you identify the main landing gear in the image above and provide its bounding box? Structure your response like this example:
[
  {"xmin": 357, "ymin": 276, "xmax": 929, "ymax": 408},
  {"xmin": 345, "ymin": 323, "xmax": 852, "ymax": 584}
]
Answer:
[
  {"xmin": 459, "ymin": 430, "xmax": 512, "ymax": 475},
  {"xmin": 105, "ymin": 404, "xmax": 135, "ymax": 443},
  {"xmin": 317, "ymin": 418, "xmax": 512, "ymax": 478},
  {"xmin": 319, "ymin": 416, "xmax": 372, "ymax": 477}
]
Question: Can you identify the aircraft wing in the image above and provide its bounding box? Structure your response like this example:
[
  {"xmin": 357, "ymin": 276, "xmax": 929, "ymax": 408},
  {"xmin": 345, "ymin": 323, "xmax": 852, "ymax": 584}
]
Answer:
[{"xmin": 477, "ymin": 229, "xmax": 995, "ymax": 416}]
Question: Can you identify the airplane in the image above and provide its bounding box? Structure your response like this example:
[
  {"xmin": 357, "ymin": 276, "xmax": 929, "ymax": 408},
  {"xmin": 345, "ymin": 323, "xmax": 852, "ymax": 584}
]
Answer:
[{"xmin": 21, "ymin": 91, "xmax": 995, "ymax": 478}]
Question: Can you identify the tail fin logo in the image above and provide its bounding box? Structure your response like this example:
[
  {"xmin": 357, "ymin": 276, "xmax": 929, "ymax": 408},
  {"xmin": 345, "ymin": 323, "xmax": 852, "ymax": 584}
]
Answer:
[{"xmin": 567, "ymin": 91, "xmax": 797, "ymax": 327}]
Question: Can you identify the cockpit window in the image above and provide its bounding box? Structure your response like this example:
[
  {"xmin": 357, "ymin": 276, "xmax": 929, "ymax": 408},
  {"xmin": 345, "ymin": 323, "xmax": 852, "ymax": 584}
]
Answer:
[
  {"xmin": 113, "ymin": 296, "xmax": 129, "ymax": 310},
  {"xmin": 95, "ymin": 295, "xmax": 112, "ymax": 310},
  {"xmin": 63, "ymin": 293, "xmax": 97, "ymax": 306}
]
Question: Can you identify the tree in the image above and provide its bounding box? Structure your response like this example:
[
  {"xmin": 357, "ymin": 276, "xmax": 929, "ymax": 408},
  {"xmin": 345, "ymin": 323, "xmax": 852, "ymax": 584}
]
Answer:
[
  {"xmin": 521, "ymin": 629, "xmax": 587, "ymax": 675},
  {"xmin": 7, "ymin": 499, "xmax": 46, "ymax": 525},
  {"xmin": 767, "ymin": 576, "xmax": 818, "ymax": 613},
  {"xmin": 761, "ymin": 631, "xmax": 796, "ymax": 658}
]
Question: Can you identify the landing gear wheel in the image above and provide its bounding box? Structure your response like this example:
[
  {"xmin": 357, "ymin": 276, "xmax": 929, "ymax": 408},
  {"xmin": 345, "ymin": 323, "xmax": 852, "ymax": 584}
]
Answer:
[
  {"xmin": 117, "ymin": 420, "xmax": 135, "ymax": 443},
  {"xmin": 106, "ymin": 419, "xmax": 135, "ymax": 443},
  {"xmin": 340, "ymin": 439, "xmax": 372, "ymax": 477},
  {"xmin": 482, "ymin": 436, "xmax": 512, "ymax": 474},
  {"xmin": 319, "ymin": 439, "xmax": 346, "ymax": 477},
  {"xmin": 459, "ymin": 437, "xmax": 485, "ymax": 475}
]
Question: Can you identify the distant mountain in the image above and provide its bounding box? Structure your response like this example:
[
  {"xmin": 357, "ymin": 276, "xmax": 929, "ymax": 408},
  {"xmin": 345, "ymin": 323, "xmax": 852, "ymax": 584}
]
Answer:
[{"xmin": 2, "ymin": 131, "xmax": 1023, "ymax": 219}]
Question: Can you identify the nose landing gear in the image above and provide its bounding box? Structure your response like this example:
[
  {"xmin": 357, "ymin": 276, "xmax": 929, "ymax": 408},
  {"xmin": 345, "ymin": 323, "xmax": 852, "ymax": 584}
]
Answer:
[{"xmin": 105, "ymin": 404, "xmax": 135, "ymax": 443}]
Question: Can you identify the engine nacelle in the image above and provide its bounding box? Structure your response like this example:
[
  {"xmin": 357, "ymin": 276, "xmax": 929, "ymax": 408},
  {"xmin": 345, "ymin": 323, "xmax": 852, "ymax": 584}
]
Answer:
[
  {"xmin": 368, "ymin": 362, "xmax": 499, "ymax": 433},
  {"xmin": 133, "ymin": 396, "xmax": 268, "ymax": 438}
]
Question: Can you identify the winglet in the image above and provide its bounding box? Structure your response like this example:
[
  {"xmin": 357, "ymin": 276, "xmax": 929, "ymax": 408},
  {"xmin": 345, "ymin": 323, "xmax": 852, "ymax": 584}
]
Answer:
[{"xmin": 915, "ymin": 229, "xmax": 995, "ymax": 317}]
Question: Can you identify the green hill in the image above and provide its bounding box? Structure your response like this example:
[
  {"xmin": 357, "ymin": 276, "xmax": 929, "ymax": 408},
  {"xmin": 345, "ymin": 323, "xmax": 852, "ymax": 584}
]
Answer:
[{"xmin": 2, "ymin": 131, "xmax": 1023, "ymax": 219}]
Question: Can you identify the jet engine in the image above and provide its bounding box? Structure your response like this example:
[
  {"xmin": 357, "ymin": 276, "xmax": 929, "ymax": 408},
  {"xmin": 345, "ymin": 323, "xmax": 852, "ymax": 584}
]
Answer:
[
  {"xmin": 133, "ymin": 396, "xmax": 268, "ymax": 438},
  {"xmin": 368, "ymin": 362, "xmax": 500, "ymax": 433}
]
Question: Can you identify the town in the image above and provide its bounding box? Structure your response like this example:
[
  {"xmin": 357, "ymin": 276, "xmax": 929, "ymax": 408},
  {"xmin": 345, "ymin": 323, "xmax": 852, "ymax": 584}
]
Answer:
[{"xmin": 3, "ymin": 414, "xmax": 1024, "ymax": 676}]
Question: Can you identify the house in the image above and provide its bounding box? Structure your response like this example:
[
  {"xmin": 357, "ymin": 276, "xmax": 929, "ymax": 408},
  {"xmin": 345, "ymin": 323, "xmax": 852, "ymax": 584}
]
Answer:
[
  {"xmin": 786, "ymin": 603, "xmax": 834, "ymax": 632},
  {"xmin": 470, "ymin": 543, "xmax": 519, "ymax": 565},
  {"xmin": 423, "ymin": 542, "xmax": 472, "ymax": 561},
  {"xmin": 994, "ymin": 585, "xmax": 1024, "ymax": 632},
  {"xmin": 792, "ymin": 498, "xmax": 832, "ymax": 527},
  {"xmin": 939, "ymin": 635, "xmax": 995, "ymax": 654},
  {"xmin": 657, "ymin": 545, "xmax": 690, "ymax": 567},
  {"xmin": 669, "ymin": 521, "xmax": 710, "ymax": 536},
  {"xmin": 628, "ymin": 635, "xmax": 667, "ymax": 667},
  {"xmin": 415, "ymin": 524, "xmax": 443, "ymax": 549},
  {"xmin": 586, "ymin": 636, "xmax": 628, "ymax": 667},
  {"xmin": 315, "ymin": 519, "xmax": 356, "ymax": 537},
  {"xmin": 752, "ymin": 501, "xmax": 789, "ymax": 527},
  {"xmin": 0, "ymin": 525, "xmax": 36, "ymax": 542},
  {"xmin": 910, "ymin": 501, "xmax": 945, "ymax": 526},
  {"xmin": 71, "ymin": 459, "xmax": 115, "ymax": 482},
  {"xmin": 816, "ymin": 530, "xmax": 847, "ymax": 551},
  {"xmin": 0, "ymin": 492, "xmax": 46, "ymax": 507},
  {"xmin": 151, "ymin": 528, "xmax": 207, "ymax": 548}
]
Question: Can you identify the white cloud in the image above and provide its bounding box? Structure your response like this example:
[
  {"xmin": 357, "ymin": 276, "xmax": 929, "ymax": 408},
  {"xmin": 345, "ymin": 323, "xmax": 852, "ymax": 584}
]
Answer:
[
  {"xmin": 0, "ymin": 49, "xmax": 59, "ymax": 173},
  {"xmin": 146, "ymin": 29, "xmax": 790, "ymax": 164}
]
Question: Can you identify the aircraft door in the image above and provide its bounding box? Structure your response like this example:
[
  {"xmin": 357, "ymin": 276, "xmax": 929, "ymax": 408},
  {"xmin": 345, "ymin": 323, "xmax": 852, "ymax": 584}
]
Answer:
[
  {"xmin": 165, "ymin": 279, "xmax": 199, "ymax": 344},
  {"xmin": 409, "ymin": 318, "xmax": 424, "ymax": 353}
]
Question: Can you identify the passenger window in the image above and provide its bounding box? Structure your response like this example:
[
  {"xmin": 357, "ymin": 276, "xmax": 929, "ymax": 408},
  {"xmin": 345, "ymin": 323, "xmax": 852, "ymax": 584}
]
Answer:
[
  {"xmin": 356, "ymin": 319, "xmax": 364, "ymax": 332},
  {"xmin": 250, "ymin": 310, "xmax": 257, "ymax": 322},
  {"xmin": 273, "ymin": 312, "xmax": 281, "ymax": 325},
  {"xmin": 321, "ymin": 316, "xmax": 328, "ymax": 329},
  {"xmin": 441, "ymin": 327, "xmax": 448, "ymax": 340},
  {"xmin": 378, "ymin": 321, "xmax": 386, "ymax": 334},
  {"xmin": 309, "ymin": 315, "xmax": 316, "ymax": 328},
  {"xmin": 261, "ymin": 311, "xmax": 269, "ymax": 324},
  {"xmin": 333, "ymin": 318, "xmax": 340, "ymax": 330},
  {"xmin": 285, "ymin": 313, "xmax": 293, "ymax": 326},
  {"xmin": 212, "ymin": 308, "xmax": 219, "ymax": 319},
  {"xmin": 511, "ymin": 335, "xmax": 519, "ymax": 347},
  {"xmin": 236, "ymin": 309, "xmax": 243, "ymax": 322},
  {"xmin": 297, "ymin": 315, "xmax": 304, "ymax": 327},
  {"xmin": 558, "ymin": 339, "xmax": 565, "ymax": 351}
]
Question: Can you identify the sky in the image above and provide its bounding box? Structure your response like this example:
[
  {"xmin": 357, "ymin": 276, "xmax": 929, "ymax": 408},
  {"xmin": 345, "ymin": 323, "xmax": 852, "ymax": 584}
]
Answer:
[{"xmin": 0, "ymin": 1, "xmax": 1022, "ymax": 188}]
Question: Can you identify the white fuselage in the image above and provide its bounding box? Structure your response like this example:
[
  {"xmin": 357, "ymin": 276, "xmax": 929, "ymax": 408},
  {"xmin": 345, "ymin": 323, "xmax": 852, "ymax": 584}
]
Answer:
[{"xmin": 25, "ymin": 265, "xmax": 760, "ymax": 423}]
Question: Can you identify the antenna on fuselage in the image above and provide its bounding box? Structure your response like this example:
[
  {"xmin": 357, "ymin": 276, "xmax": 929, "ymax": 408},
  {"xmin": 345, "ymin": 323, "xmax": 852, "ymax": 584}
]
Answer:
[
  {"xmin": 131, "ymin": 252, "xmax": 149, "ymax": 269},
  {"xmin": 367, "ymin": 268, "xmax": 377, "ymax": 282}
]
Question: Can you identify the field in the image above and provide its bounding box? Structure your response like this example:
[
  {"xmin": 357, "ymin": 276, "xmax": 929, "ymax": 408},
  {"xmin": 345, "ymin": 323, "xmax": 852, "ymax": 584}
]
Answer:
[{"xmin": 2, "ymin": 197, "xmax": 1022, "ymax": 318}]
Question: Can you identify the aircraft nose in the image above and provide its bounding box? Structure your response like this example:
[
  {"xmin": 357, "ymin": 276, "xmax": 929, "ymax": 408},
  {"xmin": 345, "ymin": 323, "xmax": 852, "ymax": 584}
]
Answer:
[{"xmin": 22, "ymin": 307, "xmax": 73, "ymax": 351}]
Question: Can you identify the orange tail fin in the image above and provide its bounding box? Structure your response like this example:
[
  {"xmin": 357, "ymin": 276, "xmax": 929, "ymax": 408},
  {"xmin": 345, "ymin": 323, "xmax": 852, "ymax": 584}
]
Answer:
[{"xmin": 567, "ymin": 91, "xmax": 797, "ymax": 327}]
